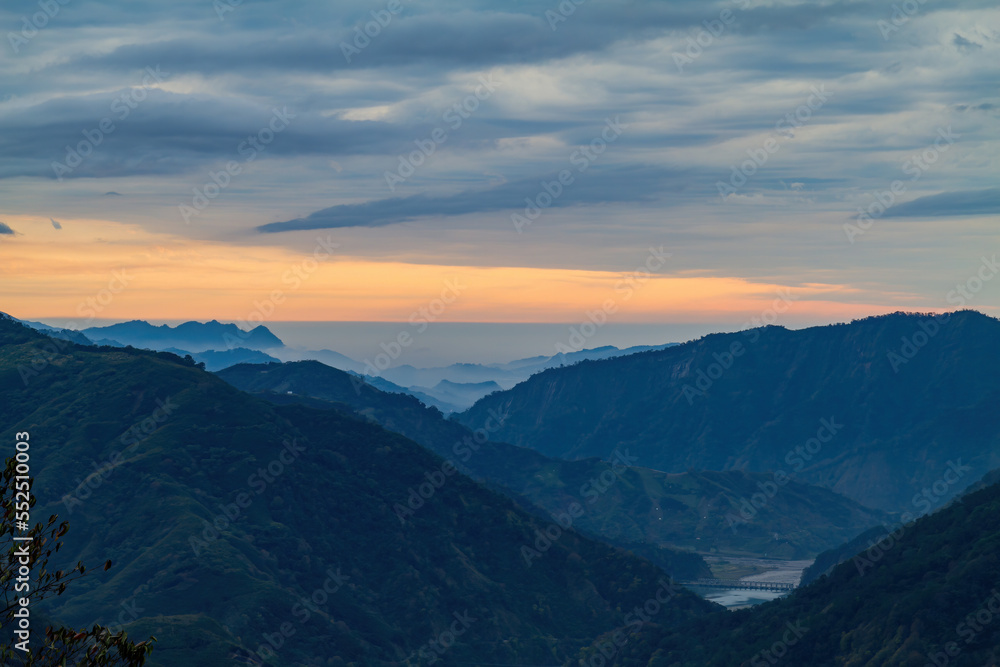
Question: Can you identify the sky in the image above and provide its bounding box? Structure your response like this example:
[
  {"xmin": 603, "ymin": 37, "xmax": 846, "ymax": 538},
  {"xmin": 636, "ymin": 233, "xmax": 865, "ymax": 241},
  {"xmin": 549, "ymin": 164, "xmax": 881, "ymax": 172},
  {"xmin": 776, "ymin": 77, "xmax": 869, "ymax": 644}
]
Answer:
[{"xmin": 0, "ymin": 0, "xmax": 998, "ymax": 338}]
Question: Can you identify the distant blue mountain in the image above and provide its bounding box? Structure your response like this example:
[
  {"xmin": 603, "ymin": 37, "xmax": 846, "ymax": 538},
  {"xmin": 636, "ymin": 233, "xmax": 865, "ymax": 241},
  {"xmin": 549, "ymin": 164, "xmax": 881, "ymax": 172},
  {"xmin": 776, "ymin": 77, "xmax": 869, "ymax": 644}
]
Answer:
[
  {"xmin": 81, "ymin": 319, "xmax": 284, "ymax": 352},
  {"xmin": 343, "ymin": 343, "xmax": 678, "ymax": 412},
  {"xmin": 6, "ymin": 315, "xmax": 95, "ymax": 345},
  {"xmin": 359, "ymin": 374, "xmax": 464, "ymax": 413},
  {"xmin": 375, "ymin": 342, "xmax": 678, "ymax": 389},
  {"xmin": 408, "ymin": 379, "xmax": 503, "ymax": 412}
]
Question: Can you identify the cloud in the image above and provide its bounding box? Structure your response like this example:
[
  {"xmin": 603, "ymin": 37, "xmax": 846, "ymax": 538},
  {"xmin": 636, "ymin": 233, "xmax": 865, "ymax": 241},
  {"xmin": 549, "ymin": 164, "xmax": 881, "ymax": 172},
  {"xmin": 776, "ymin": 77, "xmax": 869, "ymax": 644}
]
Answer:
[
  {"xmin": 38, "ymin": 4, "xmax": 752, "ymax": 78},
  {"xmin": 257, "ymin": 165, "xmax": 690, "ymax": 233},
  {"xmin": 0, "ymin": 0, "xmax": 997, "ymax": 309},
  {"xmin": 883, "ymin": 189, "xmax": 1000, "ymax": 218},
  {"xmin": 0, "ymin": 222, "xmax": 16, "ymax": 235},
  {"xmin": 953, "ymin": 34, "xmax": 983, "ymax": 53},
  {"xmin": 50, "ymin": 218, "xmax": 62, "ymax": 229},
  {"xmin": 25, "ymin": 0, "xmax": 967, "ymax": 83},
  {"xmin": 955, "ymin": 103, "xmax": 997, "ymax": 113},
  {"xmin": 0, "ymin": 89, "xmax": 423, "ymax": 180}
]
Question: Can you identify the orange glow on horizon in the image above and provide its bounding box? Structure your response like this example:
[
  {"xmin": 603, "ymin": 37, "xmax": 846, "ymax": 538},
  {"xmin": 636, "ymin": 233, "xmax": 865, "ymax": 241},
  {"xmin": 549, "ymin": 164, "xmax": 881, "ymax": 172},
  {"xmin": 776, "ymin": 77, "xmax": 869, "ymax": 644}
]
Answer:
[{"xmin": 1, "ymin": 215, "xmax": 907, "ymax": 325}]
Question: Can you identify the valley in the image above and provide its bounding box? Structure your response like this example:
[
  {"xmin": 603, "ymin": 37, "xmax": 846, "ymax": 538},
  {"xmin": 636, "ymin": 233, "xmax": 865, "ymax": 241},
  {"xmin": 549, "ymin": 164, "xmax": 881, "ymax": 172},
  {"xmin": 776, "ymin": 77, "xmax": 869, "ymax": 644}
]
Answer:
[
  {"xmin": 3, "ymin": 312, "xmax": 999, "ymax": 666},
  {"xmin": 685, "ymin": 555, "xmax": 814, "ymax": 610}
]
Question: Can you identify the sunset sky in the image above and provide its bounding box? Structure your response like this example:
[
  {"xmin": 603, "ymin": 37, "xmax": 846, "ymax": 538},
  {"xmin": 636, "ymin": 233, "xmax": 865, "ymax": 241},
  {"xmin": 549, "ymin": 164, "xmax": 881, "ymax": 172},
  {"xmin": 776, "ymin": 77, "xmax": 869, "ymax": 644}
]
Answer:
[{"xmin": 1, "ymin": 0, "xmax": 997, "ymax": 331}]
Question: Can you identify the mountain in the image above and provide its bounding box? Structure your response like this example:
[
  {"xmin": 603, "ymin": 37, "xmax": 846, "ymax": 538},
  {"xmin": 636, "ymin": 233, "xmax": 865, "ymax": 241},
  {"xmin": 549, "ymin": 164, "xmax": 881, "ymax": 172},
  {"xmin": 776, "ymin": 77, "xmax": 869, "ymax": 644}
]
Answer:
[
  {"xmin": 460, "ymin": 311, "xmax": 1000, "ymax": 511},
  {"xmin": 356, "ymin": 345, "xmax": 678, "ymax": 412},
  {"xmin": 375, "ymin": 361, "xmax": 522, "ymax": 389},
  {"xmin": 505, "ymin": 343, "xmax": 678, "ymax": 370},
  {"xmin": 358, "ymin": 373, "xmax": 465, "ymax": 413},
  {"xmin": 799, "ymin": 524, "xmax": 893, "ymax": 586},
  {"xmin": 217, "ymin": 360, "xmax": 888, "ymax": 561},
  {"xmin": 218, "ymin": 361, "xmax": 708, "ymax": 572},
  {"xmin": 506, "ymin": 466, "xmax": 889, "ymax": 560},
  {"xmin": 961, "ymin": 467, "xmax": 1000, "ymax": 497},
  {"xmin": 162, "ymin": 346, "xmax": 281, "ymax": 372},
  {"xmin": 80, "ymin": 319, "xmax": 285, "ymax": 352},
  {"xmin": 263, "ymin": 341, "xmax": 679, "ymax": 412},
  {"xmin": 801, "ymin": 466, "xmax": 1000, "ymax": 586},
  {"xmin": 270, "ymin": 346, "xmax": 365, "ymax": 374},
  {"xmin": 408, "ymin": 379, "xmax": 503, "ymax": 412},
  {"xmin": 9, "ymin": 316, "xmax": 96, "ymax": 345},
  {"xmin": 0, "ymin": 317, "xmax": 716, "ymax": 666},
  {"xmin": 583, "ymin": 473, "xmax": 1000, "ymax": 666},
  {"xmin": 373, "ymin": 342, "xmax": 678, "ymax": 390}
]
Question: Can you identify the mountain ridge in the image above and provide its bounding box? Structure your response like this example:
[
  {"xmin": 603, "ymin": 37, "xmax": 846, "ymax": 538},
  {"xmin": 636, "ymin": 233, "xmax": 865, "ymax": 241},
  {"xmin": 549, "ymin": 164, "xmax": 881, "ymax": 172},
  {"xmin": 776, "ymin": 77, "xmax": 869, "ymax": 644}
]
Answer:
[
  {"xmin": 0, "ymin": 316, "xmax": 716, "ymax": 666},
  {"xmin": 80, "ymin": 319, "xmax": 285, "ymax": 352},
  {"xmin": 218, "ymin": 359, "xmax": 889, "ymax": 561},
  {"xmin": 460, "ymin": 310, "xmax": 1000, "ymax": 511},
  {"xmin": 582, "ymin": 470, "xmax": 1000, "ymax": 665}
]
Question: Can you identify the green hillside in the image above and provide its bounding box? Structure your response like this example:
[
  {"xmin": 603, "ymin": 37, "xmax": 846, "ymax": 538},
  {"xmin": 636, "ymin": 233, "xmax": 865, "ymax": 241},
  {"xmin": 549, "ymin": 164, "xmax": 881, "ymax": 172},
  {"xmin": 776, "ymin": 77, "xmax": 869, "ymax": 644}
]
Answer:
[
  {"xmin": 578, "ymin": 476, "xmax": 1000, "ymax": 666},
  {"xmin": 0, "ymin": 316, "xmax": 717, "ymax": 666},
  {"xmin": 219, "ymin": 361, "xmax": 887, "ymax": 560},
  {"xmin": 460, "ymin": 311, "xmax": 1000, "ymax": 511}
]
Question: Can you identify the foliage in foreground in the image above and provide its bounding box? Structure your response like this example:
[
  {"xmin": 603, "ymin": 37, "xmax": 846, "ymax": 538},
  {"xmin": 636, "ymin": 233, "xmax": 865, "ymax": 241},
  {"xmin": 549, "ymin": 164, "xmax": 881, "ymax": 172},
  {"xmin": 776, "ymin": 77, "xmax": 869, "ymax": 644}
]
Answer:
[{"xmin": 0, "ymin": 457, "xmax": 155, "ymax": 666}]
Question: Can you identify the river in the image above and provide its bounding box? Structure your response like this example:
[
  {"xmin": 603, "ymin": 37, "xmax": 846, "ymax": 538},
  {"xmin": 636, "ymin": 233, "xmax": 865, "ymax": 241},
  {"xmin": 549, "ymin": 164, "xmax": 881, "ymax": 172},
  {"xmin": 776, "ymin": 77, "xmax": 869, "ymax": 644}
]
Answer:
[{"xmin": 689, "ymin": 555, "xmax": 814, "ymax": 609}]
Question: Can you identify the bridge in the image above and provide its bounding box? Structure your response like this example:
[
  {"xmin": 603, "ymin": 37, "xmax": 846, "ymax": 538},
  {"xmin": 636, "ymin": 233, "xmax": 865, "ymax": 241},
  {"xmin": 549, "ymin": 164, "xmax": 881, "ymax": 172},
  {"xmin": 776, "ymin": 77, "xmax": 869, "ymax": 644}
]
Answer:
[{"xmin": 679, "ymin": 578, "xmax": 796, "ymax": 592}]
